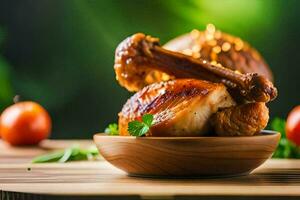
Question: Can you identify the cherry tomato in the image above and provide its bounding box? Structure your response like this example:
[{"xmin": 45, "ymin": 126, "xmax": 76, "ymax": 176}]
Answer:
[
  {"xmin": 286, "ymin": 105, "xmax": 300, "ymax": 146},
  {"xmin": 0, "ymin": 101, "xmax": 51, "ymax": 145}
]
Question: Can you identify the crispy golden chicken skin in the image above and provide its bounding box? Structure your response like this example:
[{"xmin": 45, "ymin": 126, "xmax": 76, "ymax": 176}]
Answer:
[
  {"xmin": 119, "ymin": 79, "xmax": 235, "ymax": 136},
  {"xmin": 211, "ymin": 102, "xmax": 269, "ymax": 136},
  {"xmin": 164, "ymin": 27, "xmax": 273, "ymax": 82}
]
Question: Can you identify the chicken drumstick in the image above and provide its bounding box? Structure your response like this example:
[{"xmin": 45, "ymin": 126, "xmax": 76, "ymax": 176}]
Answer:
[{"xmin": 115, "ymin": 33, "xmax": 277, "ymax": 103}]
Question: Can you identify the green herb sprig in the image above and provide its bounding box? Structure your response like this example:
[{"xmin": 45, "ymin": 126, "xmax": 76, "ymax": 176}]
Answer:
[
  {"xmin": 128, "ymin": 114, "xmax": 154, "ymax": 137},
  {"xmin": 31, "ymin": 145, "xmax": 99, "ymax": 163},
  {"xmin": 104, "ymin": 123, "xmax": 119, "ymax": 135}
]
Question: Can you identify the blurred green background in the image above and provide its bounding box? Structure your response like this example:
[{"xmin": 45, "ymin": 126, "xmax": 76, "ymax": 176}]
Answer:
[{"xmin": 0, "ymin": 0, "xmax": 299, "ymax": 139}]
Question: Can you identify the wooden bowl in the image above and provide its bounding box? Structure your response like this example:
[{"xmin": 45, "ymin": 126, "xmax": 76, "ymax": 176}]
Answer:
[{"xmin": 94, "ymin": 130, "xmax": 280, "ymax": 177}]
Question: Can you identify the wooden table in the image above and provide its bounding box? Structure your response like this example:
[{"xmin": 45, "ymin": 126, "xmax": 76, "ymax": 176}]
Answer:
[{"xmin": 0, "ymin": 140, "xmax": 300, "ymax": 200}]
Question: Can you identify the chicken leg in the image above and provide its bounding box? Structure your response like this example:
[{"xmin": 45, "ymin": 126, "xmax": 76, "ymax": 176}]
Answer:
[{"xmin": 115, "ymin": 33, "xmax": 277, "ymax": 103}]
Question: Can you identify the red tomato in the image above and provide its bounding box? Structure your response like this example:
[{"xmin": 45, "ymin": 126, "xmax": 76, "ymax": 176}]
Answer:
[
  {"xmin": 0, "ymin": 101, "xmax": 51, "ymax": 145},
  {"xmin": 286, "ymin": 105, "xmax": 300, "ymax": 146}
]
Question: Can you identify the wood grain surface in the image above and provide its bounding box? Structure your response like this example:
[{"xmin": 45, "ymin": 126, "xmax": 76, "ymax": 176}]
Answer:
[
  {"xmin": 94, "ymin": 131, "xmax": 280, "ymax": 177},
  {"xmin": 0, "ymin": 139, "xmax": 299, "ymax": 200}
]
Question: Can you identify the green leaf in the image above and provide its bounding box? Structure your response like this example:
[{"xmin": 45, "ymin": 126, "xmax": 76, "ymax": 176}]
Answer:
[
  {"xmin": 128, "ymin": 120, "xmax": 144, "ymax": 136},
  {"xmin": 32, "ymin": 151, "xmax": 65, "ymax": 163},
  {"xmin": 58, "ymin": 147, "xmax": 73, "ymax": 163},
  {"xmin": 142, "ymin": 114, "xmax": 154, "ymax": 127},
  {"xmin": 271, "ymin": 117, "xmax": 286, "ymax": 138},
  {"xmin": 139, "ymin": 125, "xmax": 149, "ymax": 136},
  {"xmin": 87, "ymin": 146, "xmax": 99, "ymax": 155},
  {"xmin": 104, "ymin": 123, "xmax": 119, "ymax": 135},
  {"xmin": 32, "ymin": 145, "xmax": 99, "ymax": 163},
  {"xmin": 127, "ymin": 114, "xmax": 154, "ymax": 137}
]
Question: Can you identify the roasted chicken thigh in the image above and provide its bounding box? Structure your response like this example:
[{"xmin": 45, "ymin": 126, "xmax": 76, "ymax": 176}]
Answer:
[
  {"xmin": 119, "ymin": 79, "xmax": 269, "ymax": 136},
  {"xmin": 119, "ymin": 79, "xmax": 235, "ymax": 136}
]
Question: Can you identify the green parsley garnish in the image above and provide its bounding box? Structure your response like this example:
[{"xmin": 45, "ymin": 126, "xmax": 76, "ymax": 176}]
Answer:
[
  {"xmin": 104, "ymin": 123, "xmax": 119, "ymax": 135},
  {"xmin": 128, "ymin": 114, "xmax": 154, "ymax": 137},
  {"xmin": 31, "ymin": 145, "xmax": 99, "ymax": 163}
]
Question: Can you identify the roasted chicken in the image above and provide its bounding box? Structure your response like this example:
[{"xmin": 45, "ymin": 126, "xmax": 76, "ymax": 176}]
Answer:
[
  {"xmin": 211, "ymin": 102, "xmax": 269, "ymax": 136},
  {"xmin": 119, "ymin": 79, "xmax": 235, "ymax": 136},
  {"xmin": 164, "ymin": 26, "xmax": 273, "ymax": 82},
  {"xmin": 115, "ymin": 29, "xmax": 277, "ymax": 137}
]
